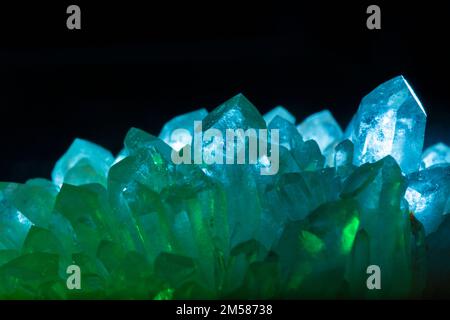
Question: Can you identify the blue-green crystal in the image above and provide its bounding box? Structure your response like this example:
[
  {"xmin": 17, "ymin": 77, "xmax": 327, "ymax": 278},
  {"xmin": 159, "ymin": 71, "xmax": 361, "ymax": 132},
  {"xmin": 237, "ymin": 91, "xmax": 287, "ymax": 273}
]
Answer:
[
  {"xmin": 52, "ymin": 138, "xmax": 114, "ymax": 187},
  {"xmin": 263, "ymin": 106, "xmax": 296, "ymax": 125},
  {"xmin": 0, "ymin": 75, "xmax": 449, "ymax": 299},
  {"xmin": 349, "ymin": 76, "xmax": 426, "ymax": 174}
]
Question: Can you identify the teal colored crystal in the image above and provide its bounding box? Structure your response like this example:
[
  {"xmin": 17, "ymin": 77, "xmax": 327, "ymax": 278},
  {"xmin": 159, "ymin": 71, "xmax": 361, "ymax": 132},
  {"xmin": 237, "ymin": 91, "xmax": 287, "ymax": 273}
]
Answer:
[
  {"xmin": 344, "ymin": 114, "xmax": 356, "ymax": 140},
  {"xmin": 199, "ymin": 94, "xmax": 268, "ymax": 249},
  {"xmin": 197, "ymin": 94, "xmax": 268, "ymax": 171},
  {"xmin": 52, "ymin": 138, "xmax": 114, "ymax": 187},
  {"xmin": 421, "ymin": 143, "xmax": 450, "ymax": 169},
  {"xmin": 350, "ymin": 75, "xmax": 427, "ymax": 174},
  {"xmin": 0, "ymin": 77, "xmax": 448, "ymax": 299},
  {"xmin": 203, "ymin": 93, "xmax": 266, "ymax": 132},
  {"xmin": 263, "ymin": 106, "xmax": 296, "ymax": 125},
  {"xmin": 405, "ymin": 165, "xmax": 450, "ymax": 234},
  {"xmin": 344, "ymin": 156, "xmax": 420, "ymax": 298},
  {"xmin": 159, "ymin": 108, "xmax": 208, "ymax": 151},
  {"xmin": 266, "ymin": 168, "xmax": 340, "ymax": 222},
  {"xmin": 297, "ymin": 110, "xmax": 343, "ymax": 153},
  {"xmin": 334, "ymin": 140, "xmax": 354, "ymax": 167},
  {"xmin": 345, "ymin": 229, "xmax": 370, "ymax": 298},
  {"xmin": 5, "ymin": 179, "xmax": 58, "ymax": 228},
  {"xmin": 125, "ymin": 127, "xmax": 173, "ymax": 160},
  {"xmin": 0, "ymin": 183, "xmax": 33, "ymax": 250},
  {"xmin": 275, "ymin": 198, "xmax": 360, "ymax": 298},
  {"xmin": 268, "ymin": 115, "xmax": 305, "ymax": 151},
  {"xmin": 333, "ymin": 139, "xmax": 355, "ymax": 179},
  {"xmin": 56, "ymin": 185, "xmax": 111, "ymax": 252},
  {"xmin": 293, "ymin": 140, "xmax": 325, "ymax": 171},
  {"xmin": 112, "ymin": 148, "xmax": 128, "ymax": 165},
  {"xmin": 268, "ymin": 116, "xmax": 324, "ymax": 171}
]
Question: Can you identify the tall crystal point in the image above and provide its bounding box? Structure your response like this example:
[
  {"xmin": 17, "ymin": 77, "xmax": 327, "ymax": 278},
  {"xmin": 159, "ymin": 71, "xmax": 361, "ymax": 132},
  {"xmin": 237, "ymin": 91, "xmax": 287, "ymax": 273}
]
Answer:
[{"xmin": 350, "ymin": 75, "xmax": 427, "ymax": 174}]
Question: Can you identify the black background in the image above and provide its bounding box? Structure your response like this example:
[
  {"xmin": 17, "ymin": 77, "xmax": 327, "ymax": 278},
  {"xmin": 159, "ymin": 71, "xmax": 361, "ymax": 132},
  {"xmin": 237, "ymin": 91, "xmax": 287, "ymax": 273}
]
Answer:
[
  {"xmin": 0, "ymin": 1, "xmax": 449, "ymax": 182},
  {"xmin": 0, "ymin": 300, "xmax": 440, "ymax": 319}
]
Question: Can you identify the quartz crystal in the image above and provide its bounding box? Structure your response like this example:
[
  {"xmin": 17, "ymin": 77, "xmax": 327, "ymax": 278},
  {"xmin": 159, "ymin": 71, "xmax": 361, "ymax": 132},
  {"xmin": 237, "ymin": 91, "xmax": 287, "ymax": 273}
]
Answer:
[
  {"xmin": 349, "ymin": 76, "xmax": 427, "ymax": 174},
  {"xmin": 1, "ymin": 75, "xmax": 449, "ymax": 299},
  {"xmin": 405, "ymin": 165, "xmax": 450, "ymax": 235},
  {"xmin": 263, "ymin": 106, "xmax": 296, "ymax": 125},
  {"xmin": 159, "ymin": 108, "xmax": 208, "ymax": 151},
  {"xmin": 421, "ymin": 143, "xmax": 450, "ymax": 169},
  {"xmin": 297, "ymin": 110, "xmax": 343, "ymax": 166},
  {"xmin": 297, "ymin": 110, "xmax": 343, "ymax": 153},
  {"xmin": 52, "ymin": 139, "xmax": 114, "ymax": 187}
]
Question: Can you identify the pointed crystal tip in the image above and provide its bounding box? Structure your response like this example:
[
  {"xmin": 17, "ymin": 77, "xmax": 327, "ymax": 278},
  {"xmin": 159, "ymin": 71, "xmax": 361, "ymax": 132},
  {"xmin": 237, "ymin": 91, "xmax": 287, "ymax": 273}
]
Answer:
[
  {"xmin": 350, "ymin": 75, "xmax": 427, "ymax": 174},
  {"xmin": 263, "ymin": 106, "xmax": 296, "ymax": 125},
  {"xmin": 297, "ymin": 110, "xmax": 343, "ymax": 152}
]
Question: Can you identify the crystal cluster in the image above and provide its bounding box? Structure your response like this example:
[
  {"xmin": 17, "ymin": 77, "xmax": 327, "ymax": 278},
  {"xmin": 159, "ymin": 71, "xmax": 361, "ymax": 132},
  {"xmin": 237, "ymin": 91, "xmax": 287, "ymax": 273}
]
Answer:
[{"xmin": 0, "ymin": 75, "xmax": 449, "ymax": 299}]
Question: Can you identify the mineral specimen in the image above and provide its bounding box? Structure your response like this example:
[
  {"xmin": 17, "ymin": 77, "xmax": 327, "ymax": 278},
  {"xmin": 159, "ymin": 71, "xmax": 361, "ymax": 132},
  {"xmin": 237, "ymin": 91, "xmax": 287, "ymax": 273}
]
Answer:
[
  {"xmin": 348, "ymin": 75, "xmax": 427, "ymax": 174},
  {"xmin": 0, "ymin": 75, "xmax": 449, "ymax": 299}
]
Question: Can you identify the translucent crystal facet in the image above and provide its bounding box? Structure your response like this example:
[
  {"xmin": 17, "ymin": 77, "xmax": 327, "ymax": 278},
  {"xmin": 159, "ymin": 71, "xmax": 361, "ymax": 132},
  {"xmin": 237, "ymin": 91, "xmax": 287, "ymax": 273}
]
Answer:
[
  {"xmin": 268, "ymin": 116, "xmax": 324, "ymax": 171},
  {"xmin": 263, "ymin": 106, "xmax": 296, "ymax": 125},
  {"xmin": 405, "ymin": 165, "xmax": 450, "ymax": 234},
  {"xmin": 334, "ymin": 139, "xmax": 354, "ymax": 168},
  {"xmin": 200, "ymin": 93, "xmax": 267, "ymax": 169},
  {"xmin": 202, "ymin": 93, "xmax": 266, "ymax": 132},
  {"xmin": 421, "ymin": 143, "xmax": 450, "ymax": 169},
  {"xmin": 350, "ymin": 76, "xmax": 427, "ymax": 174},
  {"xmin": 297, "ymin": 110, "xmax": 343, "ymax": 153},
  {"xmin": 159, "ymin": 108, "xmax": 208, "ymax": 151},
  {"xmin": 334, "ymin": 139, "xmax": 355, "ymax": 178},
  {"xmin": 51, "ymin": 139, "xmax": 114, "ymax": 187}
]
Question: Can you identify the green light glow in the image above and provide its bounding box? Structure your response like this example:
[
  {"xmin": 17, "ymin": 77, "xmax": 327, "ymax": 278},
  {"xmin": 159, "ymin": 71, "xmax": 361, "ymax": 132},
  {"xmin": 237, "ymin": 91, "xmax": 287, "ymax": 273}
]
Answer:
[
  {"xmin": 299, "ymin": 230, "xmax": 324, "ymax": 254},
  {"xmin": 153, "ymin": 288, "xmax": 174, "ymax": 300},
  {"xmin": 341, "ymin": 216, "xmax": 359, "ymax": 253}
]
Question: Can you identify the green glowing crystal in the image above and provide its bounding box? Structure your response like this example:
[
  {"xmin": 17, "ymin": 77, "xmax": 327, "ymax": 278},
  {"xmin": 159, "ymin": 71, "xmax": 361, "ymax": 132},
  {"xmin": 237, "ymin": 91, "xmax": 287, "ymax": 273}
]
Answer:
[
  {"xmin": 341, "ymin": 216, "xmax": 359, "ymax": 254},
  {"xmin": 299, "ymin": 231, "xmax": 324, "ymax": 254},
  {"xmin": 0, "ymin": 76, "xmax": 448, "ymax": 299},
  {"xmin": 52, "ymin": 138, "xmax": 114, "ymax": 187}
]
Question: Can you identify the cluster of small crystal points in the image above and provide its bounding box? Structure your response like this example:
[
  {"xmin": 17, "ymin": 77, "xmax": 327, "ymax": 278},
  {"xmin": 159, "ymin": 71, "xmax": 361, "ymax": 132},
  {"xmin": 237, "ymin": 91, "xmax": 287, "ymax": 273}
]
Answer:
[{"xmin": 1, "ymin": 75, "xmax": 449, "ymax": 299}]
